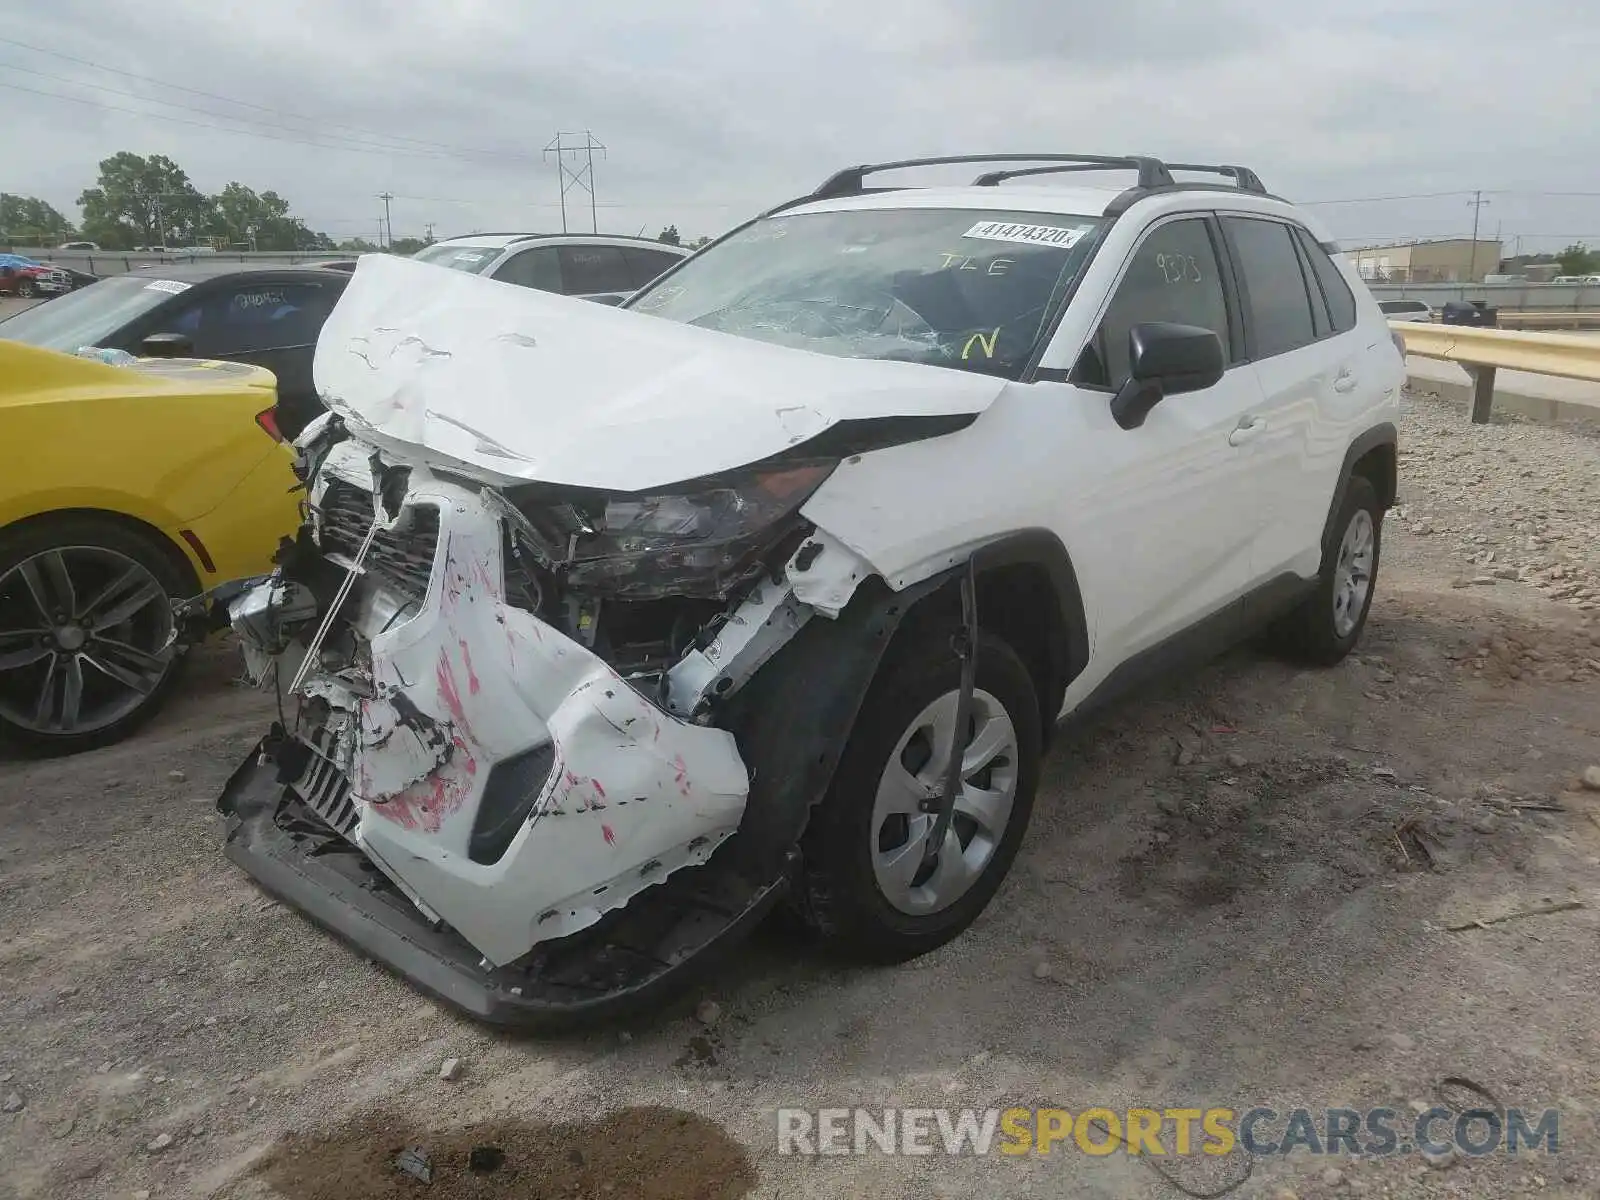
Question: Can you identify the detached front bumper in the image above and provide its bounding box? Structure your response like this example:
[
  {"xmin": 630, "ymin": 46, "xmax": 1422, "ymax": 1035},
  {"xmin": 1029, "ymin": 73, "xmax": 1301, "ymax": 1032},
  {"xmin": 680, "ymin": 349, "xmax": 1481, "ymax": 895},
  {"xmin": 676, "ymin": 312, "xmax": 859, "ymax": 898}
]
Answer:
[
  {"xmin": 218, "ymin": 742, "xmax": 785, "ymax": 1026},
  {"xmin": 222, "ymin": 450, "xmax": 753, "ymax": 971}
]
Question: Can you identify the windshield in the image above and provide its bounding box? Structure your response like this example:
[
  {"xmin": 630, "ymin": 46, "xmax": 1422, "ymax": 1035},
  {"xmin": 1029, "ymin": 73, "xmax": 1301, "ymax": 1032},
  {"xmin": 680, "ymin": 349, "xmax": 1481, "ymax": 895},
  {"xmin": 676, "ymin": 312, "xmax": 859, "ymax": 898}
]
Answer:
[
  {"xmin": 0, "ymin": 274, "xmax": 183, "ymax": 351},
  {"xmin": 411, "ymin": 243, "xmax": 502, "ymax": 274},
  {"xmin": 626, "ymin": 207, "xmax": 1102, "ymax": 377},
  {"xmin": 0, "ymin": 254, "xmax": 42, "ymax": 269}
]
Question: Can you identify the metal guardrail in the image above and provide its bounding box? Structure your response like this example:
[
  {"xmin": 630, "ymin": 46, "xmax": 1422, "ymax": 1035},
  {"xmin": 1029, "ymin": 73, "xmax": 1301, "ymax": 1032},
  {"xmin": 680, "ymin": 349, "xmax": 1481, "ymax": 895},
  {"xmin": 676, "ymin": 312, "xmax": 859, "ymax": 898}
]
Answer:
[
  {"xmin": 1370, "ymin": 282, "xmax": 1600, "ymax": 313},
  {"xmin": 1495, "ymin": 311, "xmax": 1600, "ymax": 330},
  {"xmin": 1391, "ymin": 320, "xmax": 1600, "ymax": 423}
]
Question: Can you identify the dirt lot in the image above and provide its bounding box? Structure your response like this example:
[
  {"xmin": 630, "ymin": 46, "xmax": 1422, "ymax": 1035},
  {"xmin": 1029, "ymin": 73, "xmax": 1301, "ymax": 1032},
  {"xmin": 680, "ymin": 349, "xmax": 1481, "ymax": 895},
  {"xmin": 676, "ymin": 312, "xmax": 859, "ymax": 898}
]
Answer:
[{"xmin": 4, "ymin": 392, "xmax": 1600, "ymax": 1200}]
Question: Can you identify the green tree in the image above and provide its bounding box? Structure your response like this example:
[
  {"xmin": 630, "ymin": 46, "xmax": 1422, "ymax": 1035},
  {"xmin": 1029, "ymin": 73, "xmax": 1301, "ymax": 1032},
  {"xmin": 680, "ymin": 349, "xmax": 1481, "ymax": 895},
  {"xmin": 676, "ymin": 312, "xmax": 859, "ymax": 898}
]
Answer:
[
  {"xmin": 657, "ymin": 224, "xmax": 681, "ymax": 246},
  {"xmin": 207, "ymin": 182, "xmax": 311, "ymax": 251},
  {"xmin": 1557, "ymin": 243, "xmax": 1598, "ymax": 276},
  {"xmin": 689, "ymin": 235, "xmax": 712, "ymax": 249},
  {"xmin": 77, "ymin": 152, "xmax": 209, "ymax": 249},
  {"xmin": 389, "ymin": 236, "xmax": 427, "ymax": 255},
  {"xmin": 0, "ymin": 194, "xmax": 77, "ymax": 246},
  {"xmin": 338, "ymin": 236, "xmax": 381, "ymax": 252}
]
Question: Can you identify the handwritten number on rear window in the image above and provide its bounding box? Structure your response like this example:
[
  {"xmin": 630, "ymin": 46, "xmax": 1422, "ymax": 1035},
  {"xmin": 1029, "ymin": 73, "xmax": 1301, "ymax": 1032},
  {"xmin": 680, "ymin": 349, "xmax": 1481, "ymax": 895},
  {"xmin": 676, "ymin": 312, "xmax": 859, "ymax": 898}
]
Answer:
[{"xmin": 1155, "ymin": 253, "xmax": 1203, "ymax": 285}]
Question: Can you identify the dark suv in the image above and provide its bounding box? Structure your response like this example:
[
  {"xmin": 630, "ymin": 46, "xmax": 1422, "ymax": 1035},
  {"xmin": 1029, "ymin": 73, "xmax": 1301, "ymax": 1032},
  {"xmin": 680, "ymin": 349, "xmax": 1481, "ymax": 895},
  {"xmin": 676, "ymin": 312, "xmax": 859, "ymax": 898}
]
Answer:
[{"xmin": 0, "ymin": 261, "xmax": 350, "ymax": 438}]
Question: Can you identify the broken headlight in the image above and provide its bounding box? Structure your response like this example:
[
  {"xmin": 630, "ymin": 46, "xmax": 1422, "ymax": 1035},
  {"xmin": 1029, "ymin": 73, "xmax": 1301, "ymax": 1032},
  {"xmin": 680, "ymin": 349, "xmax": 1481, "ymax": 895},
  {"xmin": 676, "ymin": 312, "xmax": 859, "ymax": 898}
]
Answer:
[{"xmin": 514, "ymin": 463, "xmax": 834, "ymax": 599}]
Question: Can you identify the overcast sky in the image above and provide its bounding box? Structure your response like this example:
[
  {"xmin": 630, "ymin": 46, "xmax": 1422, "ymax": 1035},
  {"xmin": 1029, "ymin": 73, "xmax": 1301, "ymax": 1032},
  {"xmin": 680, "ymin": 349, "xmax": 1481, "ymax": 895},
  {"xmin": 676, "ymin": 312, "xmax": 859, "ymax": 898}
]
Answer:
[{"xmin": 4, "ymin": 0, "xmax": 1598, "ymax": 251}]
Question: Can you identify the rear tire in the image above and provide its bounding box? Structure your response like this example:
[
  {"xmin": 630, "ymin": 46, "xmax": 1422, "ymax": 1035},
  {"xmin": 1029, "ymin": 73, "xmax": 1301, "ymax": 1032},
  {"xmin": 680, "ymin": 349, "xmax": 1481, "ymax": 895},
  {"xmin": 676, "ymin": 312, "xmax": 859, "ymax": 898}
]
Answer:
[
  {"xmin": 794, "ymin": 627, "xmax": 1042, "ymax": 963},
  {"xmin": 1270, "ymin": 474, "xmax": 1382, "ymax": 666},
  {"xmin": 0, "ymin": 516, "xmax": 193, "ymax": 757}
]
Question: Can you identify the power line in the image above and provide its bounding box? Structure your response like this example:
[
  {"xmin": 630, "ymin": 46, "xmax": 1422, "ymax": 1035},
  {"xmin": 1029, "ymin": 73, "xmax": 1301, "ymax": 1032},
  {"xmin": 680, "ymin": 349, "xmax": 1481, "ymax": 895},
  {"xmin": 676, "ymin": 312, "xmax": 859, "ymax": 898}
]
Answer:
[
  {"xmin": 0, "ymin": 80, "xmax": 510, "ymax": 161},
  {"xmin": 0, "ymin": 61, "xmax": 482, "ymax": 160},
  {"xmin": 1304, "ymin": 188, "xmax": 1600, "ymax": 205},
  {"xmin": 0, "ymin": 35, "xmax": 535, "ymax": 161}
]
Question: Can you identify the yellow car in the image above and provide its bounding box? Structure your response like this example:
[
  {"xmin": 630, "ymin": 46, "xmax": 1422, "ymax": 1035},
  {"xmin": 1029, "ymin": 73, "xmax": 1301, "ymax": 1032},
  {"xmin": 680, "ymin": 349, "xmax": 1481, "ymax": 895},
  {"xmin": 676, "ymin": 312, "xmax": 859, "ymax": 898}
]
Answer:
[{"xmin": 0, "ymin": 340, "xmax": 300, "ymax": 755}]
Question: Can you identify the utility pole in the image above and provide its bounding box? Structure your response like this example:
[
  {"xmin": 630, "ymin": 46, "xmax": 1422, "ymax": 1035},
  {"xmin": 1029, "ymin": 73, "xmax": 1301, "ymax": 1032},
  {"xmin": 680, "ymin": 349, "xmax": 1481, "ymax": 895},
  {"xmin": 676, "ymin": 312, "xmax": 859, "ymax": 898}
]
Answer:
[
  {"xmin": 423, "ymin": 221, "xmax": 436, "ymax": 243},
  {"xmin": 1467, "ymin": 190, "xmax": 1491, "ymax": 281},
  {"xmin": 378, "ymin": 192, "xmax": 394, "ymax": 249},
  {"xmin": 543, "ymin": 131, "xmax": 606, "ymax": 234}
]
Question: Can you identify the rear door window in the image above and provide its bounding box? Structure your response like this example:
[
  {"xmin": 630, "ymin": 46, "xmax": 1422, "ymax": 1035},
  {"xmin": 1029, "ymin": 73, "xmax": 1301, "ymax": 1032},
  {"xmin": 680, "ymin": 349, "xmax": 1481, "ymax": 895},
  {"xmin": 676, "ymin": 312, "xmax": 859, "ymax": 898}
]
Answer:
[
  {"xmin": 1293, "ymin": 227, "xmax": 1358, "ymax": 333},
  {"xmin": 1223, "ymin": 217, "xmax": 1318, "ymax": 359},
  {"xmin": 557, "ymin": 245, "xmax": 634, "ymax": 295}
]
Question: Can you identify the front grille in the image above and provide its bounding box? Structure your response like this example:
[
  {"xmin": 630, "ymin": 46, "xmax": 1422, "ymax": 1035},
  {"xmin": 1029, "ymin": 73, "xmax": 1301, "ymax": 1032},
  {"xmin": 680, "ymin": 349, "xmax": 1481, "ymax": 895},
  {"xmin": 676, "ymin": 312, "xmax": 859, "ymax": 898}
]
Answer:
[
  {"xmin": 319, "ymin": 479, "xmax": 440, "ymax": 605},
  {"xmin": 289, "ymin": 725, "xmax": 359, "ymax": 839}
]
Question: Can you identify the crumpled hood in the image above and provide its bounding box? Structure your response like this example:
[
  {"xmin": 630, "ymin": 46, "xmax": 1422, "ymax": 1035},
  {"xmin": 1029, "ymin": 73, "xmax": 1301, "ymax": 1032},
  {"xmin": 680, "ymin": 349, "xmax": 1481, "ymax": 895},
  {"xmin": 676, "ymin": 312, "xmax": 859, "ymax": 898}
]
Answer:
[{"xmin": 312, "ymin": 254, "xmax": 1005, "ymax": 492}]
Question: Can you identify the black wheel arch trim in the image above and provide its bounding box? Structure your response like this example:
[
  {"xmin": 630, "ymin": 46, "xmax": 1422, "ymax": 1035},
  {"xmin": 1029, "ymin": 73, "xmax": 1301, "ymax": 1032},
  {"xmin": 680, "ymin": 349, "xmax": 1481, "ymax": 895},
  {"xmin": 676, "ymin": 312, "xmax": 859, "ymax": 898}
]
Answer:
[
  {"xmin": 1320, "ymin": 422, "xmax": 1398, "ymax": 558},
  {"xmin": 721, "ymin": 526, "xmax": 1089, "ymax": 880}
]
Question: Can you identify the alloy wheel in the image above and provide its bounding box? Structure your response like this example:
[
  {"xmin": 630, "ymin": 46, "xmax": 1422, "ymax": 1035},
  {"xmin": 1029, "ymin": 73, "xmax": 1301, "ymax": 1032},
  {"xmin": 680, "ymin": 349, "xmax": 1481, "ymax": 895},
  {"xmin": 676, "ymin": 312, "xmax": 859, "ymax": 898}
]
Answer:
[
  {"xmin": 0, "ymin": 546, "xmax": 175, "ymax": 736},
  {"xmin": 1332, "ymin": 509, "xmax": 1375, "ymax": 639}
]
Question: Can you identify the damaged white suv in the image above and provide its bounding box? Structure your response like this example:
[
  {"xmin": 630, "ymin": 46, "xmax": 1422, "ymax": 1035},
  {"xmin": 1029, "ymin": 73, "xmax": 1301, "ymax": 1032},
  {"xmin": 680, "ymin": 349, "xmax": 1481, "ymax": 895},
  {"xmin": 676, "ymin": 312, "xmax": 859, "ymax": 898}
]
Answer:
[{"xmin": 217, "ymin": 154, "xmax": 1403, "ymax": 1025}]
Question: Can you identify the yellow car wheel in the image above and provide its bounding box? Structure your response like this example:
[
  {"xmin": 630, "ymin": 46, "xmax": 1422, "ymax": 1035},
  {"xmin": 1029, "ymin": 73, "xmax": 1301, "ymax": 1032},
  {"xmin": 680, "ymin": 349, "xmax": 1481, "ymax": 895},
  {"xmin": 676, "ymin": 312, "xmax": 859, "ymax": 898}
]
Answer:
[{"xmin": 0, "ymin": 515, "xmax": 195, "ymax": 757}]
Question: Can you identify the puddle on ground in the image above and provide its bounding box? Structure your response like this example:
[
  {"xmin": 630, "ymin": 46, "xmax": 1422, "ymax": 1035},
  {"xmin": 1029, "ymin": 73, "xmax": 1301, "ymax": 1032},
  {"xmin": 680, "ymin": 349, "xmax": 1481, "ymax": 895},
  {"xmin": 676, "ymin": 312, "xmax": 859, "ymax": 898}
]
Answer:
[{"xmin": 251, "ymin": 1104, "xmax": 756, "ymax": 1199}]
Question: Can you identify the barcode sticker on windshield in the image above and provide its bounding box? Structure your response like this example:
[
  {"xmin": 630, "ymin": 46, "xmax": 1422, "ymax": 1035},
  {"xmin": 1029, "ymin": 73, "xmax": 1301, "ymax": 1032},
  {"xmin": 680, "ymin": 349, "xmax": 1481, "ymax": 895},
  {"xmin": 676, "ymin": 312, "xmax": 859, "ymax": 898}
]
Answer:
[
  {"xmin": 143, "ymin": 279, "xmax": 192, "ymax": 294},
  {"xmin": 962, "ymin": 221, "xmax": 1091, "ymax": 248}
]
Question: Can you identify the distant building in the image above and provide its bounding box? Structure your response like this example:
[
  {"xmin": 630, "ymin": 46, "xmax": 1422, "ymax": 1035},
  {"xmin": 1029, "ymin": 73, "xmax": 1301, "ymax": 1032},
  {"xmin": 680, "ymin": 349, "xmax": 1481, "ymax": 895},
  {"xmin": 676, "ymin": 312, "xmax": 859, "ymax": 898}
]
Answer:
[{"xmin": 1341, "ymin": 238, "xmax": 1504, "ymax": 284}]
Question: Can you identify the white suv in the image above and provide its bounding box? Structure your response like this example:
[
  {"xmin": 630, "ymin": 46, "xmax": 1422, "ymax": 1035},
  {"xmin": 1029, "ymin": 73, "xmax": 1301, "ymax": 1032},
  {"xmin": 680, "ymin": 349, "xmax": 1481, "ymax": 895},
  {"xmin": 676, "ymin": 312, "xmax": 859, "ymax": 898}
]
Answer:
[
  {"xmin": 410, "ymin": 232, "xmax": 688, "ymax": 303},
  {"xmin": 216, "ymin": 153, "xmax": 1403, "ymax": 1026}
]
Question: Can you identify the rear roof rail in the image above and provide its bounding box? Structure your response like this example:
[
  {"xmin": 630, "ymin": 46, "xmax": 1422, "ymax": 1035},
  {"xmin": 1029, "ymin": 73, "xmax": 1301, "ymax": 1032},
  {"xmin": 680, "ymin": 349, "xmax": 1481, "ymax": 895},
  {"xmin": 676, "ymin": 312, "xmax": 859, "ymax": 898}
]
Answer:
[{"xmin": 771, "ymin": 153, "xmax": 1272, "ymax": 219}]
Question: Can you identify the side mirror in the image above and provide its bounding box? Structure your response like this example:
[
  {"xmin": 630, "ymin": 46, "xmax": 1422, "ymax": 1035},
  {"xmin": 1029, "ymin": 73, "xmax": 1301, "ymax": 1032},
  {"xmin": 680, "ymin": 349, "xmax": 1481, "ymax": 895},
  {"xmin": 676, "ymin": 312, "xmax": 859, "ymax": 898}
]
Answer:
[
  {"xmin": 140, "ymin": 332, "xmax": 193, "ymax": 358},
  {"xmin": 1109, "ymin": 322, "xmax": 1225, "ymax": 430}
]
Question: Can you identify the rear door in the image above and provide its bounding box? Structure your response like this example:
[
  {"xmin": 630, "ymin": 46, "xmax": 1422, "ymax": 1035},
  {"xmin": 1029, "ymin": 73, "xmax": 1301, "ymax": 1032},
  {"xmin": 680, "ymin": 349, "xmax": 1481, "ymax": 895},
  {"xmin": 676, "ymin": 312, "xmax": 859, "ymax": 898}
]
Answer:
[{"xmin": 1218, "ymin": 216, "xmax": 1362, "ymax": 581}]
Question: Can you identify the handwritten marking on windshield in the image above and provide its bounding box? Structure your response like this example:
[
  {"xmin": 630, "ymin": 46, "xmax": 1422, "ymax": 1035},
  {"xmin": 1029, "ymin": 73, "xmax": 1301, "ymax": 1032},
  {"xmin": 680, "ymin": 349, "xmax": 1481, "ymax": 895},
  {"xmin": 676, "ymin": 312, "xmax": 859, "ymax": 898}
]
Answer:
[
  {"xmin": 961, "ymin": 329, "xmax": 1001, "ymax": 360},
  {"xmin": 938, "ymin": 253, "xmax": 1015, "ymax": 275}
]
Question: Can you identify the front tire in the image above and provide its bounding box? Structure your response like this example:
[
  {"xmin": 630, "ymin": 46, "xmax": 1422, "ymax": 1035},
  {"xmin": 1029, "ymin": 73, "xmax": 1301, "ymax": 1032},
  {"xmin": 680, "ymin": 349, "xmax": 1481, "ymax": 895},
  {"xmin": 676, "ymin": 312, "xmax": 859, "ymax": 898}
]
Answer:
[
  {"xmin": 795, "ymin": 627, "xmax": 1042, "ymax": 963},
  {"xmin": 0, "ymin": 517, "xmax": 193, "ymax": 757},
  {"xmin": 1271, "ymin": 474, "xmax": 1382, "ymax": 665},
  {"xmin": 16, "ymin": 279, "xmax": 36, "ymax": 299}
]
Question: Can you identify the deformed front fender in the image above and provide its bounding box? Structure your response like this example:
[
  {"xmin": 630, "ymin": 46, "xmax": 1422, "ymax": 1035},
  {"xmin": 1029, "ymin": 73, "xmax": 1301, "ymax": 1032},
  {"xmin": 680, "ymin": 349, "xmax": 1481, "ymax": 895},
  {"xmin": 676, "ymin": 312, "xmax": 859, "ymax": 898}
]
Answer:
[{"xmin": 716, "ymin": 570, "xmax": 956, "ymax": 880}]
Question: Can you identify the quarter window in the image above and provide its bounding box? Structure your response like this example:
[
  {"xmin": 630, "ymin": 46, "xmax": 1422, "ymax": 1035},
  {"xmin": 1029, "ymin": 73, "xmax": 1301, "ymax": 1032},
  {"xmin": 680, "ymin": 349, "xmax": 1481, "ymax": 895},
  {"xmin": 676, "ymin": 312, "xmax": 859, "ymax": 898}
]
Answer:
[
  {"xmin": 621, "ymin": 246, "xmax": 682, "ymax": 290},
  {"xmin": 1295, "ymin": 227, "xmax": 1358, "ymax": 333},
  {"xmin": 1089, "ymin": 217, "xmax": 1230, "ymax": 389},
  {"xmin": 1224, "ymin": 217, "xmax": 1318, "ymax": 358}
]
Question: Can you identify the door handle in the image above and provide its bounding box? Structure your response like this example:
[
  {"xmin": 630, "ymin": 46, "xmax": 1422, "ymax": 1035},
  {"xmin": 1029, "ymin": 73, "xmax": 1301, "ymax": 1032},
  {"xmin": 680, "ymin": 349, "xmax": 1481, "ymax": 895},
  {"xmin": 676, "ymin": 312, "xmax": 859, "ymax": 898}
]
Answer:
[
  {"xmin": 1334, "ymin": 368, "xmax": 1358, "ymax": 394},
  {"xmin": 1228, "ymin": 416, "xmax": 1266, "ymax": 447}
]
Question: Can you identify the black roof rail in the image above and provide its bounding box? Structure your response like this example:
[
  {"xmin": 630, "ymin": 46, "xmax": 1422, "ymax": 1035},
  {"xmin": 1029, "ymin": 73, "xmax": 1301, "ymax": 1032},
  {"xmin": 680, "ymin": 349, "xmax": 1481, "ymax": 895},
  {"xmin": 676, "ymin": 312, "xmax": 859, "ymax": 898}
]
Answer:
[
  {"xmin": 1164, "ymin": 162, "xmax": 1268, "ymax": 194},
  {"xmin": 763, "ymin": 153, "xmax": 1274, "ymax": 221},
  {"xmin": 811, "ymin": 154, "xmax": 1177, "ymax": 201}
]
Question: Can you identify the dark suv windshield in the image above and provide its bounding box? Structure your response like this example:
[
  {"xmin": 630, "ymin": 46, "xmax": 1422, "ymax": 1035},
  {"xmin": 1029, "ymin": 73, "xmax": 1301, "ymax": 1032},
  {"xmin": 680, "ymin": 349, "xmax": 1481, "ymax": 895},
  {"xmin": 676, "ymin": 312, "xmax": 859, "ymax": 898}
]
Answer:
[
  {"xmin": 0, "ymin": 274, "xmax": 178, "ymax": 351},
  {"xmin": 626, "ymin": 207, "xmax": 1102, "ymax": 377}
]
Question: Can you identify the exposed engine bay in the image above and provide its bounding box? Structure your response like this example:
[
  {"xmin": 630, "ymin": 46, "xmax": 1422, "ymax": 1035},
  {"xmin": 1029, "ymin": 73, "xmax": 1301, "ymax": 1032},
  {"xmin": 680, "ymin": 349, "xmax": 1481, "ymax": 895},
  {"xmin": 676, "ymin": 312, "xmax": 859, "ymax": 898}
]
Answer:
[{"xmin": 220, "ymin": 411, "xmax": 868, "ymax": 977}]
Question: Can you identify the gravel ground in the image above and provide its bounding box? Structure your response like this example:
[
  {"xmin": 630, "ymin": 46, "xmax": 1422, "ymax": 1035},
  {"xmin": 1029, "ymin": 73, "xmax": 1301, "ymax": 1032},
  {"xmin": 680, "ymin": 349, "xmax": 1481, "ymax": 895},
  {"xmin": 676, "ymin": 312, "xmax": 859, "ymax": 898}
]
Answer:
[
  {"xmin": 4, "ymin": 391, "xmax": 1600, "ymax": 1200},
  {"xmin": 0, "ymin": 296, "xmax": 45, "ymax": 322}
]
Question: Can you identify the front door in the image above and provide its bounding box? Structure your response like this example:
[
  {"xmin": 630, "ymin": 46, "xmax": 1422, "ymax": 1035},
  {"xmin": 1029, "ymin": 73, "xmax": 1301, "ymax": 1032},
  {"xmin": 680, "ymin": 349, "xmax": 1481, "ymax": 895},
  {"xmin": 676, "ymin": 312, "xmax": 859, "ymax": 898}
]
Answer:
[{"xmin": 1055, "ymin": 213, "xmax": 1266, "ymax": 672}]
